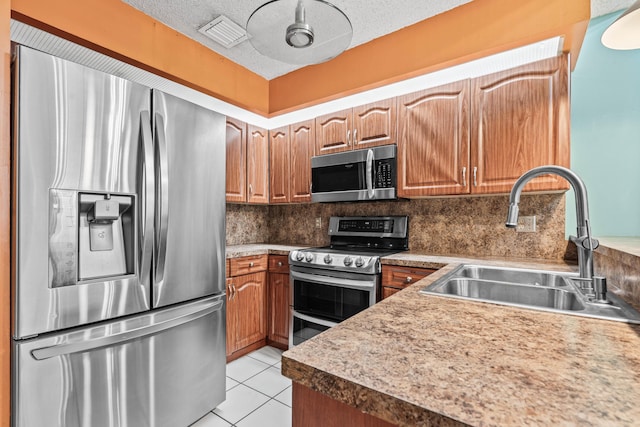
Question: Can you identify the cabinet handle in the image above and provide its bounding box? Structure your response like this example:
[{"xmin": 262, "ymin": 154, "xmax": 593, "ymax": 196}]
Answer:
[
  {"xmin": 347, "ymin": 130, "xmax": 351, "ymax": 146},
  {"xmin": 473, "ymin": 167, "xmax": 478, "ymax": 187},
  {"xmin": 462, "ymin": 167, "xmax": 467, "ymax": 187},
  {"xmin": 232, "ymin": 284, "xmax": 237, "ymax": 299},
  {"xmin": 353, "ymin": 128, "xmax": 358, "ymax": 144},
  {"xmin": 248, "ymin": 184, "xmax": 253, "ymax": 195},
  {"xmin": 405, "ymin": 276, "xmax": 413, "ymax": 283},
  {"xmin": 249, "ymin": 261, "xmax": 254, "ymax": 267},
  {"xmin": 277, "ymin": 261, "xmax": 283, "ymax": 267},
  {"xmin": 228, "ymin": 282, "xmax": 234, "ymax": 300}
]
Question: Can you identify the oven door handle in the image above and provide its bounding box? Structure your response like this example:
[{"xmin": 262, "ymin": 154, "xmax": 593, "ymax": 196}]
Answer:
[
  {"xmin": 292, "ymin": 310, "xmax": 339, "ymax": 328},
  {"xmin": 291, "ymin": 270, "xmax": 376, "ymax": 291}
]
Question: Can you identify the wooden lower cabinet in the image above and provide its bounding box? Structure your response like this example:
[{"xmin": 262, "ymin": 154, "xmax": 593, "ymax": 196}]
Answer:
[
  {"xmin": 268, "ymin": 255, "xmax": 290, "ymax": 350},
  {"xmin": 292, "ymin": 383, "xmax": 395, "ymax": 427},
  {"xmin": 381, "ymin": 265, "xmax": 437, "ymax": 299},
  {"xmin": 226, "ymin": 268, "xmax": 268, "ymax": 361}
]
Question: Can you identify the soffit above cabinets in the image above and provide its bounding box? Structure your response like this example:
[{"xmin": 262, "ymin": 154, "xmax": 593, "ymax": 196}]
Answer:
[
  {"xmin": 119, "ymin": 0, "xmax": 635, "ymax": 80},
  {"xmin": 10, "ymin": 19, "xmax": 559, "ymax": 129},
  {"xmin": 121, "ymin": 0, "xmax": 474, "ymax": 80}
]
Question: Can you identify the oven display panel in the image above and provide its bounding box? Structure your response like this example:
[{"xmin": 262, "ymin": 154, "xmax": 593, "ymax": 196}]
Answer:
[{"xmin": 338, "ymin": 219, "xmax": 393, "ymax": 233}]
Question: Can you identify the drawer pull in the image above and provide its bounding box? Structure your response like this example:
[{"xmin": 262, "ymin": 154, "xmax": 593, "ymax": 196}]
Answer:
[
  {"xmin": 405, "ymin": 276, "xmax": 413, "ymax": 283},
  {"xmin": 277, "ymin": 261, "xmax": 283, "ymax": 267},
  {"xmin": 249, "ymin": 262, "xmax": 254, "ymax": 267}
]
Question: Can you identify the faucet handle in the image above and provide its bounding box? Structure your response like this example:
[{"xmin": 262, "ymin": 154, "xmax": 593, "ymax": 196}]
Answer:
[
  {"xmin": 593, "ymin": 276, "xmax": 608, "ymax": 303},
  {"xmin": 571, "ymin": 235, "xmax": 599, "ymax": 250}
]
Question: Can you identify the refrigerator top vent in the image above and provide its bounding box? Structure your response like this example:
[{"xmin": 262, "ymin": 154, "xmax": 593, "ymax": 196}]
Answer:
[{"xmin": 198, "ymin": 15, "xmax": 249, "ymax": 48}]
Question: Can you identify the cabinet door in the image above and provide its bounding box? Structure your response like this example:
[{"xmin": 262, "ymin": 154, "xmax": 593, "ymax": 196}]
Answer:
[
  {"xmin": 470, "ymin": 55, "xmax": 570, "ymax": 194},
  {"xmin": 247, "ymin": 125, "xmax": 270, "ymax": 204},
  {"xmin": 225, "ymin": 278, "xmax": 236, "ymax": 357},
  {"xmin": 225, "ymin": 118, "xmax": 247, "ymax": 203},
  {"xmin": 268, "ymin": 272, "xmax": 290, "ymax": 348},
  {"xmin": 315, "ymin": 109, "xmax": 352, "ymax": 155},
  {"xmin": 397, "ymin": 81, "xmax": 470, "ymax": 197},
  {"xmin": 233, "ymin": 271, "xmax": 267, "ymax": 351},
  {"xmin": 352, "ymin": 99, "xmax": 397, "ymax": 150},
  {"xmin": 269, "ymin": 126, "xmax": 290, "ymax": 204},
  {"xmin": 290, "ymin": 120, "xmax": 315, "ymax": 203}
]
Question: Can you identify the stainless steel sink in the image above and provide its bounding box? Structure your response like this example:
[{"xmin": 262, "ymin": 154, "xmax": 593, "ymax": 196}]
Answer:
[{"xmin": 421, "ymin": 264, "xmax": 640, "ymax": 324}]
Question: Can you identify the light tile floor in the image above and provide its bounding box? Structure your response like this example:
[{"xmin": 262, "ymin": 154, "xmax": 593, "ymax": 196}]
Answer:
[{"xmin": 190, "ymin": 346, "xmax": 292, "ymax": 427}]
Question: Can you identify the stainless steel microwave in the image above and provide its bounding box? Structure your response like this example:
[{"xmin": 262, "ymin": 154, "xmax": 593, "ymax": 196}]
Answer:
[{"xmin": 311, "ymin": 144, "xmax": 397, "ymax": 202}]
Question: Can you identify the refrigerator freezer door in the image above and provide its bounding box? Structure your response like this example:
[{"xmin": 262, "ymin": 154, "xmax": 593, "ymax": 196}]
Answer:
[
  {"xmin": 12, "ymin": 295, "xmax": 226, "ymax": 427},
  {"xmin": 13, "ymin": 46, "xmax": 152, "ymax": 339},
  {"xmin": 152, "ymin": 91, "xmax": 226, "ymax": 308}
]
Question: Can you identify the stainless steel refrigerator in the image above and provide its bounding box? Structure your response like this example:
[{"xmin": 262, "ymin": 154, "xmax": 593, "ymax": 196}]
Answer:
[{"xmin": 11, "ymin": 45, "xmax": 226, "ymax": 427}]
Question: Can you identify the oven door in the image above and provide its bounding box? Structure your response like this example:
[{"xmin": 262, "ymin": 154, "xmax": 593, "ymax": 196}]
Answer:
[{"xmin": 290, "ymin": 269, "xmax": 378, "ymax": 323}]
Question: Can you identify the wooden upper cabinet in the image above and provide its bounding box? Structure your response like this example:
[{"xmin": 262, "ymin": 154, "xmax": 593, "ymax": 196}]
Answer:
[
  {"xmin": 225, "ymin": 118, "xmax": 247, "ymax": 203},
  {"xmin": 470, "ymin": 54, "xmax": 570, "ymax": 194},
  {"xmin": 315, "ymin": 109, "xmax": 352, "ymax": 155},
  {"xmin": 269, "ymin": 126, "xmax": 290, "ymax": 204},
  {"xmin": 315, "ymin": 99, "xmax": 396, "ymax": 156},
  {"xmin": 247, "ymin": 125, "xmax": 270, "ymax": 204},
  {"xmin": 397, "ymin": 81, "xmax": 470, "ymax": 197},
  {"xmin": 290, "ymin": 120, "xmax": 315, "ymax": 203},
  {"xmin": 352, "ymin": 99, "xmax": 397, "ymax": 150}
]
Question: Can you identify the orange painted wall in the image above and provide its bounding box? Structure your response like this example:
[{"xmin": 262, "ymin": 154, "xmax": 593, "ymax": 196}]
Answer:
[
  {"xmin": 9, "ymin": 0, "xmax": 589, "ymax": 117},
  {"xmin": 269, "ymin": 0, "xmax": 590, "ymax": 115},
  {"xmin": 10, "ymin": 0, "xmax": 270, "ymax": 115},
  {"xmin": 0, "ymin": 0, "xmax": 10, "ymax": 424}
]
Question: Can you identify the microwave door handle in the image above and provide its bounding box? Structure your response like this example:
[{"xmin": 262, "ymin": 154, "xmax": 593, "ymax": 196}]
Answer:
[
  {"xmin": 139, "ymin": 111, "xmax": 154, "ymax": 287},
  {"xmin": 366, "ymin": 148, "xmax": 374, "ymax": 198},
  {"xmin": 154, "ymin": 113, "xmax": 169, "ymax": 284}
]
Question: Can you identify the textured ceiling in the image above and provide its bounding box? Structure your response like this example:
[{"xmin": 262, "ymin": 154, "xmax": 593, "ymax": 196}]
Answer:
[{"xmin": 121, "ymin": 0, "xmax": 635, "ymax": 80}]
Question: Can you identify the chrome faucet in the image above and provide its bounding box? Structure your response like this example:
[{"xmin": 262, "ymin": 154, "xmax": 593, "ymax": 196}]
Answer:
[{"xmin": 505, "ymin": 166, "xmax": 602, "ymax": 295}]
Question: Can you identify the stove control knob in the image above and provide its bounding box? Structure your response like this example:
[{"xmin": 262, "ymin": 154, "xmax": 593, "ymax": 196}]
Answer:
[
  {"xmin": 305, "ymin": 253, "xmax": 315, "ymax": 262},
  {"xmin": 355, "ymin": 257, "xmax": 365, "ymax": 267},
  {"xmin": 323, "ymin": 254, "xmax": 333, "ymax": 264},
  {"xmin": 295, "ymin": 251, "xmax": 304, "ymax": 261},
  {"xmin": 343, "ymin": 256, "xmax": 353, "ymax": 266}
]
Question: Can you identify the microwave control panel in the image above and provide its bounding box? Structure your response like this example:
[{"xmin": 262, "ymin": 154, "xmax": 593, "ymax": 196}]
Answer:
[{"xmin": 375, "ymin": 159, "xmax": 396, "ymax": 188}]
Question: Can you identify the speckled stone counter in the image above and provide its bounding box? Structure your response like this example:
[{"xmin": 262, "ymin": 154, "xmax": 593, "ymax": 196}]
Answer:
[
  {"xmin": 282, "ymin": 260, "xmax": 640, "ymax": 426},
  {"xmin": 225, "ymin": 243, "xmax": 305, "ymax": 258}
]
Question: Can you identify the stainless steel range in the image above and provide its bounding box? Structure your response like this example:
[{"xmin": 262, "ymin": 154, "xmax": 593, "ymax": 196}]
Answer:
[{"xmin": 289, "ymin": 216, "xmax": 408, "ymax": 346}]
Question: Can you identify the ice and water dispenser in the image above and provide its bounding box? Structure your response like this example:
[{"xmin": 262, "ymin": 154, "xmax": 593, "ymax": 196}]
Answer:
[{"xmin": 49, "ymin": 189, "xmax": 136, "ymax": 287}]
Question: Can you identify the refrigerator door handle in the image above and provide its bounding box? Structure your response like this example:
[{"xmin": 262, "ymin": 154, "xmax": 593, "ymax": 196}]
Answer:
[
  {"xmin": 139, "ymin": 111, "xmax": 154, "ymax": 287},
  {"xmin": 30, "ymin": 297, "xmax": 224, "ymax": 360},
  {"xmin": 154, "ymin": 113, "xmax": 169, "ymax": 284}
]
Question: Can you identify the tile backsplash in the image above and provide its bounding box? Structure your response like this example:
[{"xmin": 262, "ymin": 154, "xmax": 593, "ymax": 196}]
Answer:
[{"xmin": 228, "ymin": 193, "xmax": 568, "ymax": 260}]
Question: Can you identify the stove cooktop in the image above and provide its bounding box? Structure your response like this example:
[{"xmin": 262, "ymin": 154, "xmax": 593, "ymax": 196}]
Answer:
[{"xmin": 289, "ymin": 216, "xmax": 409, "ymax": 275}]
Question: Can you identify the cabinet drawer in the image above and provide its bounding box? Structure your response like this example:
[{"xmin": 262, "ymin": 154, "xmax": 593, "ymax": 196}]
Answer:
[
  {"xmin": 229, "ymin": 255, "xmax": 268, "ymax": 276},
  {"xmin": 382, "ymin": 265, "xmax": 436, "ymax": 289},
  {"xmin": 268, "ymin": 255, "xmax": 290, "ymax": 273}
]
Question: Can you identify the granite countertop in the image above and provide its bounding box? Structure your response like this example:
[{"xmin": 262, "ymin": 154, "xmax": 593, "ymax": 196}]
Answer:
[
  {"xmin": 281, "ymin": 261, "xmax": 640, "ymax": 426},
  {"xmin": 225, "ymin": 243, "xmax": 306, "ymax": 258}
]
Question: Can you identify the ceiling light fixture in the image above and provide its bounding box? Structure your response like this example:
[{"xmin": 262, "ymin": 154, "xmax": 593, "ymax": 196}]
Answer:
[
  {"xmin": 286, "ymin": 1, "xmax": 314, "ymax": 48},
  {"xmin": 247, "ymin": 0, "xmax": 352, "ymax": 65},
  {"xmin": 601, "ymin": 0, "xmax": 640, "ymax": 50}
]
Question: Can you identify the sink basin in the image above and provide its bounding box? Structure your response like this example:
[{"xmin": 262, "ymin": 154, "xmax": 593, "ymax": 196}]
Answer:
[
  {"xmin": 421, "ymin": 264, "xmax": 640, "ymax": 324},
  {"xmin": 436, "ymin": 278, "xmax": 585, "ymax": 311}
]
